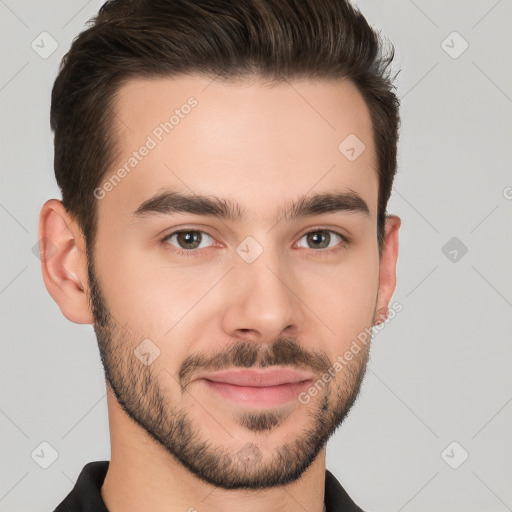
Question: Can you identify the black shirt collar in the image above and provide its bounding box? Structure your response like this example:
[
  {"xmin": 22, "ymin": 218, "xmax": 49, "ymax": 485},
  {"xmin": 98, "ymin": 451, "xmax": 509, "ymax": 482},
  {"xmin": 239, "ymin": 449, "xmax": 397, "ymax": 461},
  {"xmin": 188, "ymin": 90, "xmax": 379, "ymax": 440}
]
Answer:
[{"xmin": 53, "ymin": 461, "xmax": 364, "ymax": 512}]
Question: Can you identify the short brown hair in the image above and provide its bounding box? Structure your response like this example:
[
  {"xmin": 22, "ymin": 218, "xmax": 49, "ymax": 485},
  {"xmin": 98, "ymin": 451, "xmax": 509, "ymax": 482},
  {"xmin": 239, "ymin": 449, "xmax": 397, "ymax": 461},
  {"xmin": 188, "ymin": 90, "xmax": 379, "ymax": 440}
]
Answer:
[{"xmin": 51, "ymin": 0, "xmax": 400, "ymax": 257}]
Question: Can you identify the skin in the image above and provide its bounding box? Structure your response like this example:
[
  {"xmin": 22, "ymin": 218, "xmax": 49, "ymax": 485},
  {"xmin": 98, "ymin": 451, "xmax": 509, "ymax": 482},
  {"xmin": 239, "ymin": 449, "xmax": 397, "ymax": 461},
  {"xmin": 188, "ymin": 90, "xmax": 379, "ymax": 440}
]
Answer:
[{"xmin": 39, "ymin": 75, "xmax": 400, "ymax": 512}]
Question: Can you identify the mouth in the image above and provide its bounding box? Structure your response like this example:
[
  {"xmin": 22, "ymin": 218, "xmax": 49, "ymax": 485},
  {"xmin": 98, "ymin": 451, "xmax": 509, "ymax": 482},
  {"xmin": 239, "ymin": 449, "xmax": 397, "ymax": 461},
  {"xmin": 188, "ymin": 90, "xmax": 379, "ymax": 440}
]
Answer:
[{"xmin": 196, "ymin": 368, "xmax": 315, "ymax": 407}]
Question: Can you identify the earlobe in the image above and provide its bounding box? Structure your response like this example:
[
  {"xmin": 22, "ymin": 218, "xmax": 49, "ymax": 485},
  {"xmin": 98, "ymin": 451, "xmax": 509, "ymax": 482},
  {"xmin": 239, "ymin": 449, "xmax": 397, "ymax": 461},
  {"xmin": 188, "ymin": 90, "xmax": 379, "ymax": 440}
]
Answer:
[
  {"xmin": 38, "ymin": 199, "xmax": 94, "ymax": 324},
  {"xmin": 373, "ymin": 306, "xmax": 389, "ymax": 326},
  {"xmin": 374, "ymin": 215, "xmax": 401, "ymax": 326}
]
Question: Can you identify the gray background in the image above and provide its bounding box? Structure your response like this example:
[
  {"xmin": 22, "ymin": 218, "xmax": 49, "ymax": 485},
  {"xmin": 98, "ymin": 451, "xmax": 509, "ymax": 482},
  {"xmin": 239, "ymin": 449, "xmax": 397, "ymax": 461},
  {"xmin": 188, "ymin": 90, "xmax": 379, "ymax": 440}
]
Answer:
[{"xmin": 1, "ymin": 0, "xmax": 511, "ymax": 510}]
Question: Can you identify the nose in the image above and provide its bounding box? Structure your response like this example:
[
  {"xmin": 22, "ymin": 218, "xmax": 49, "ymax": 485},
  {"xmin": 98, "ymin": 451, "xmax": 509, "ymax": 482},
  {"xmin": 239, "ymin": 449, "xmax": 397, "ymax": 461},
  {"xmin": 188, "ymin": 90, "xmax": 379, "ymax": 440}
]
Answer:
[{"xmin": 220, "ymin": 247, "xmax": 306, "ymax": 344}]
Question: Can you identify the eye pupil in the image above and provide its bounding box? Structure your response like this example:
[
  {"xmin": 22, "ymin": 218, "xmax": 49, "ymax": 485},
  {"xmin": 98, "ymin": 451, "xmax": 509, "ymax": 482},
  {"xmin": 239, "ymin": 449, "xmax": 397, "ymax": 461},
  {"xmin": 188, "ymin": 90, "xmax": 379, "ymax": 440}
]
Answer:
[
  {"xmin": 307, "ymin": 231, "xmax": 330, "ymax": 249},
  {"xmin": 168, "ymin": 229, "xmax": 342, "ymax": 254},
  {"xmin": 177, "ymin": 231, "xmax": 201, "ymax": 249}
]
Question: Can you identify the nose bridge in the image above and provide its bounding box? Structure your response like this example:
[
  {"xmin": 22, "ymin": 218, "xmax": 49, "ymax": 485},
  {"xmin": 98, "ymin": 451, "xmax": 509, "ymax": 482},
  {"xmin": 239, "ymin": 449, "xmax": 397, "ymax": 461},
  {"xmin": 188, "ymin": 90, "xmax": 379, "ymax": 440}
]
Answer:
[{"xmin": 221, "ymin": 238, "xmax": 304, "ymax": 340}]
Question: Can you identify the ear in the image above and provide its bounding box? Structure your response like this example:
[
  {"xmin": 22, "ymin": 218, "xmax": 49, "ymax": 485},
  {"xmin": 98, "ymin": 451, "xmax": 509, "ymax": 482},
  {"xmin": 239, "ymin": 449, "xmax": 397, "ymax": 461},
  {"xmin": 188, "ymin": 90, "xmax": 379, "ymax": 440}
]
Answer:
[
  {"xmin": 37, "ymin": 199, "xmax": 94, "ymax": 324},
  {"xmin": 374, "ymin": 215, "xmax": 401, "ymax": 325}
]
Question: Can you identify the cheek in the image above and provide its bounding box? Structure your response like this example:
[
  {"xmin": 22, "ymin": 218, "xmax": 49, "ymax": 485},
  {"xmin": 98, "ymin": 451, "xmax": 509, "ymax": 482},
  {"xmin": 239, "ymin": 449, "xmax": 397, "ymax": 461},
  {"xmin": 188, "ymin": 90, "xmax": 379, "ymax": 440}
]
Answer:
[
  {"xmin": 93, "ymin": 240, "xmax": 222, "ymax": 337},
  {"xmin": 94, "ymin": 224, "xmax": 379, "ymax": 348},
  {"xmin": 298, "ymin": 250, "xmax": 379, "ymax": 342}
]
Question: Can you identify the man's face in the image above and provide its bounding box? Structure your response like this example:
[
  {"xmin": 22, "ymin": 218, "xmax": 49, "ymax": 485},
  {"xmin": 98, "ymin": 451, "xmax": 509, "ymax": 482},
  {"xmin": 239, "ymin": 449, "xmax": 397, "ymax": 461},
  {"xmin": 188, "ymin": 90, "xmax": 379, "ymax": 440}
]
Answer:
[{"xmin": 88, "ymin": 75, "xmax": 385, "ymax": 489}]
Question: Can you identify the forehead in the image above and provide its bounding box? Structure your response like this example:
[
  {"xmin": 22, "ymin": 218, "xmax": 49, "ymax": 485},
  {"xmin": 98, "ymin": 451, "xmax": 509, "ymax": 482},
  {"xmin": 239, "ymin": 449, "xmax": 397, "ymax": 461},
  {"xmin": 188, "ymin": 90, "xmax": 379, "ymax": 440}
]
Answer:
[{"xmin": 100, "ymin": 74, "xmax": 378, "ymax": 224}]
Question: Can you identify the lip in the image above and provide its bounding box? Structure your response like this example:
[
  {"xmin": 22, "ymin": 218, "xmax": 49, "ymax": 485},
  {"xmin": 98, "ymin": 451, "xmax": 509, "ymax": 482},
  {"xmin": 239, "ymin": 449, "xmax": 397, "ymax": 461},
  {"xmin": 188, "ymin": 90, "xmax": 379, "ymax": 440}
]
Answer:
[
  {"xmin": 196, "ymin": 368, "xmax": 315, "ymax": 407},
  {"xmin": 197, "ymin": 368, "xmax": 315, "ymax": 387}
]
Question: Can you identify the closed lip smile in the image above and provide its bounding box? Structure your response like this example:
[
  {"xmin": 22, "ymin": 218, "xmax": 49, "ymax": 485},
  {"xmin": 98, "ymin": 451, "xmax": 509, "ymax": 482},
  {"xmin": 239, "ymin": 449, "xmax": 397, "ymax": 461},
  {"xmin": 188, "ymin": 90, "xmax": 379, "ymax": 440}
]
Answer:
[{"xmin": 197, "ymin": 368, "xmax": 315, "ymax": 387}]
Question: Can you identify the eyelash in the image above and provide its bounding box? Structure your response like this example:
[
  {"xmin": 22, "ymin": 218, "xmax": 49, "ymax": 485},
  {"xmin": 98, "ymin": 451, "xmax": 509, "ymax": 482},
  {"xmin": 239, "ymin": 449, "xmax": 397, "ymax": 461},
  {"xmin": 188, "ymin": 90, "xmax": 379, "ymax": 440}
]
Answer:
[{"xmin": 160, "ymin": 228, "xmax": 349, "ymax": 257}]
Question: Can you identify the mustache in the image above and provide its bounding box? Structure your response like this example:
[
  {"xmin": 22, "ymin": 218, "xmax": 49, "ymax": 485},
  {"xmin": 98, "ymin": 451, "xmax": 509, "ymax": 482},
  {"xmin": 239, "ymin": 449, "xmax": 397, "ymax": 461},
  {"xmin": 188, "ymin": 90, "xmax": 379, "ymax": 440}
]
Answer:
[{"xmin": 178, "ymin": 337, "xmax": 331, "ymax": 390}]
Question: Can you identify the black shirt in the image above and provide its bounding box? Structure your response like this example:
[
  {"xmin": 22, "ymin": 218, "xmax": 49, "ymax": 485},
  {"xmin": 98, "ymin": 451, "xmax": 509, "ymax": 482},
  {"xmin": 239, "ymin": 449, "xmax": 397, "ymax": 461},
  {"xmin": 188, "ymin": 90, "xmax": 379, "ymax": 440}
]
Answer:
[{"xmin": 53, "ymin": 461, "xmax": 365, "ymax": 512}]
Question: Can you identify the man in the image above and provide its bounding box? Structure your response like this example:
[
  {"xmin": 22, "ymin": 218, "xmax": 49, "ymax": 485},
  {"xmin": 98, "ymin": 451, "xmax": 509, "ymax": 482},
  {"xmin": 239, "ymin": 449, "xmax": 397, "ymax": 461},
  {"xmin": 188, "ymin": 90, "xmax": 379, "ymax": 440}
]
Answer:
[{"xmin": 39, "ymin": 0, "xmax": 401, "ymax": 510}]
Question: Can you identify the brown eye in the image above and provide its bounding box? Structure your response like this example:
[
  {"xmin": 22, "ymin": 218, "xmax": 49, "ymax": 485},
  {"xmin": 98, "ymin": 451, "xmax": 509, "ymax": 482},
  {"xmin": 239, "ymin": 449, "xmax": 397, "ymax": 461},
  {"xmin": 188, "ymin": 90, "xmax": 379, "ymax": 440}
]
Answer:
[
  {"xmin": 297, "ymin": 230, "xmax": 344, "ymax": 250},
  {"xmin": 164, "ymin": 230, "xmax": 214, "ymax": 251}
]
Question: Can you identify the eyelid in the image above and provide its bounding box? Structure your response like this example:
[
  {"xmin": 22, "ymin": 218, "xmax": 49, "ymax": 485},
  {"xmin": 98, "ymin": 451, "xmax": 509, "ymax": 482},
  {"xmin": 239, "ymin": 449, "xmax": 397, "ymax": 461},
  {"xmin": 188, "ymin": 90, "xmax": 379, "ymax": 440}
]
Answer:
[
  {"xmin": 299, "ymin": 226, "xmax": 350, "ymax": 243},
  {"xmin": 160, "ymin": 228, "xmax": 218, "ymax": 255},
  {"xmin": 159, "ymin": 226, "xmax": 350, "ymax": 255},
  {"xmin": 294, "ymin": 227, "xmax": 349, "ymax": 253}
]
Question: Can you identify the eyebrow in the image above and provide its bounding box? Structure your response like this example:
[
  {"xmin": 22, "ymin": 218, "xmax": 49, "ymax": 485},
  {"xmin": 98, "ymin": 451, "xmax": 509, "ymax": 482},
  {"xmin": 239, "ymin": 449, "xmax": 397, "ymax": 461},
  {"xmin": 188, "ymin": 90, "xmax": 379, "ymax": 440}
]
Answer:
[{"xmin": 132, "ymin": 189, "xmax": 370, "ymax": 223}]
